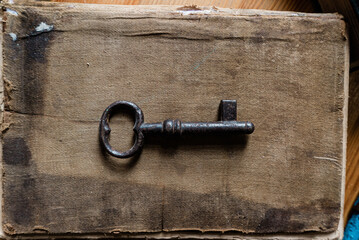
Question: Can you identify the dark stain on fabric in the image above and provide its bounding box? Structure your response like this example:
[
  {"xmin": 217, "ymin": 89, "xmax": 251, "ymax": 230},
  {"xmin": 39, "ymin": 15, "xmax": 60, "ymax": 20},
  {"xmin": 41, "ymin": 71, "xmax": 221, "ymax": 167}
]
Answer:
[{"xmin": 3, "ymin": 137, "xmax": 31, "ymax": 166}]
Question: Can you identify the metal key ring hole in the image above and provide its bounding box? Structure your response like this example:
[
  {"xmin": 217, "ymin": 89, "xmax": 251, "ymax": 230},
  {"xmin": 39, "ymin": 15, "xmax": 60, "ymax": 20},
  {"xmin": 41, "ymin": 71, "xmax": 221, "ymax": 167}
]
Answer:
[{"xmin": 99, "ymin": 101, "xmax": 144, "ymax": 158}]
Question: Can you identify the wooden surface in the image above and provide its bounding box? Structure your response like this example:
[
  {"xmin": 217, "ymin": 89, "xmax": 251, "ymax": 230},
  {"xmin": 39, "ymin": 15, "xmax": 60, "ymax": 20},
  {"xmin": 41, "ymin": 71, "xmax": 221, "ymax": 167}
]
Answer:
[
  {"xmin": 346, "ymin": 68, "xmax": 359, "ymax": 224},
  {"xmin": 53, "ymin": 0, "xmax": 319, "ymax": 13},
  {"xmin": 1, "ymin": 2, "xmax": 348, "ymax": 238}
]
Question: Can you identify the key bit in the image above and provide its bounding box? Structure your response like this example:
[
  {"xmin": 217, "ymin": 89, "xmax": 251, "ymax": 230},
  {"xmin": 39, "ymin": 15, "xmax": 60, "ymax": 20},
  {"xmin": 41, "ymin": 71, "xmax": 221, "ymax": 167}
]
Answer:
[{"xmin": 99, "ymin": 100, "xmax": 254, "ymax": 158}]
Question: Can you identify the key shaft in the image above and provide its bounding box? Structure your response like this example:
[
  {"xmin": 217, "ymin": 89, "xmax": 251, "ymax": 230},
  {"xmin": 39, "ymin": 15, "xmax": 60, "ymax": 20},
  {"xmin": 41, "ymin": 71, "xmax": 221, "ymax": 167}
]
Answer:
[{"xmin": 140, "ymin": 120, "xmax": 254, "ymax": 135}]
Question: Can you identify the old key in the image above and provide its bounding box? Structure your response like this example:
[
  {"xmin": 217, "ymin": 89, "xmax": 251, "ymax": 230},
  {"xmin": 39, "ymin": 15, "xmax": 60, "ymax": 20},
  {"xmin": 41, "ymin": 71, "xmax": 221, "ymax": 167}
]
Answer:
[{"xmin": 99, "ymin": 100, "xmax": 254, "ymax": 158}]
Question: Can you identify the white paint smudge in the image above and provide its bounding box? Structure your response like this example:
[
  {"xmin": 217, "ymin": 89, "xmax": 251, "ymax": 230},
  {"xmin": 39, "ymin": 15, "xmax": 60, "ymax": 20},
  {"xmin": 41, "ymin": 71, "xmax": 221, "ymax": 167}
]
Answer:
[
  {"xmin": 9, "ymin": 33, "xmax": 17, "ymax": 41},
  {"xmin": 8, "ymin": 0, "xmax": 14, "ymax": 4},
  {"xmin": 289, "ymin": 13, "xmax": 306, "ymax": 17},
  {"xmin": 313, "ymin": 156, "xmax": 341, "ymax": 168},
  {"xmin": 177, "ymin": 7, "xmax": 217, "ymax": 16},
  {"xmin": 6, "ymin": 8, "xmax": 18, "ymax": 16},
  {"xmin": 35, "ymin": 22, "xmax": 54, "ymax": 32},
  {"xmin": 313, "ymin": 156, "xmax": 339, "ymax": 162}
]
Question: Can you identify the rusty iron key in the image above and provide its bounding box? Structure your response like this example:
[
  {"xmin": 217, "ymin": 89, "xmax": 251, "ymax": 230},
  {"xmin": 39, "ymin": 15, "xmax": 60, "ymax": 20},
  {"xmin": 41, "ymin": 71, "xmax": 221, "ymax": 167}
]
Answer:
[{"xmin": 99, "ymin": 100, "xmax": 254, "ymax": 158}]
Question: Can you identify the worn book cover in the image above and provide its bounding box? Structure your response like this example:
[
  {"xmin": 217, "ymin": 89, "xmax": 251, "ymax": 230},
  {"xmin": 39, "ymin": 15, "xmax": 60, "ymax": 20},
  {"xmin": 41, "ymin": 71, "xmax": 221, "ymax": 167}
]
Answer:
[{"xmin": 0, "ymin": 1, "xmax": 348, "ymax": 239}]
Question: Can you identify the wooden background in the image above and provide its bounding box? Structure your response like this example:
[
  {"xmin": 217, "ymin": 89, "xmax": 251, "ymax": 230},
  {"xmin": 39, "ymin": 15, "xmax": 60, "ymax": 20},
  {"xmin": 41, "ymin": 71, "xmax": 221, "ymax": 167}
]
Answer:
[{"xmin": 52, "ymin": 0, "xmax": 359, "ymax": 225}]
